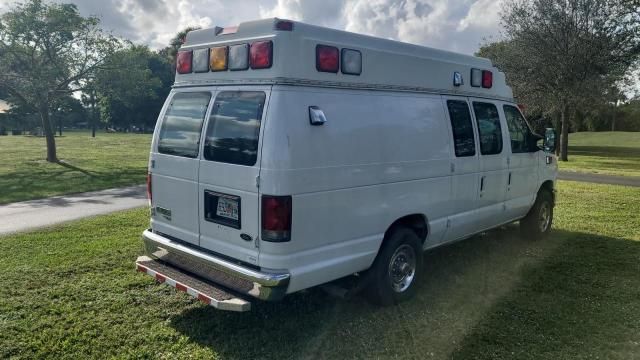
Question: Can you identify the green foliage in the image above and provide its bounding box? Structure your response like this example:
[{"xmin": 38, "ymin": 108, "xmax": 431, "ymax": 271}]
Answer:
[
  {"xmin": 94, "ymin": 45, "xmax": 173, "ymax": 131},
  {"xmin": 0, "ymin": 182, "xmax": 638, "ymax": 359}
]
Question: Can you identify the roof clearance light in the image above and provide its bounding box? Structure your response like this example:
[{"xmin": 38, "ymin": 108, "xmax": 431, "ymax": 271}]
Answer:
[
  {"xmin": 210, "ymin": 46, "xmax": 228, "ymax": 71},
  {"xmin": 192, "ymin": 48, "xmax": 210, "ymax": 73},
  {"xmin": 250, "ymin": 41, "xmax": 273, "ymax": 69},
  {"xmin": 176, "ymin": 50, "xmax": 192, "ymax": 74},
  {"xmin": 229, "ymin": 43, "xmax": 249, "ymax": 70},
  {"xmin": 275, "ymin": 20, "xmax": 294, "ymax": 31},
  {"xmin": 470, "ymin": 68, "xmax": 482, "ymax": 87},
  {"xmin": 316, "ymin": 45, "xmax": 339, "ymax": 73},
  {"xmin": 341, "ymin": 48, "xmax": 361, "ymax": 75},
  {"xmin": 482, "ymin": 70, "xmax": 493, "ymax": 88}
]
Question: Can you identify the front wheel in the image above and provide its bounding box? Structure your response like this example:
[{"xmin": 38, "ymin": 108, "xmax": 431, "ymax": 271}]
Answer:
[
  {"xmin": 520, "ymin": 189, "xmax": 554, "ymax": 239},
  {"xmin": 365, "ymin": 227, "xmax": 423, "ymax": 306}
]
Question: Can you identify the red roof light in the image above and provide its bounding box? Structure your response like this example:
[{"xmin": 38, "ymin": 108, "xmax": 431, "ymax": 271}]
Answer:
[
  {"xmin": 482, "ymin": 70, "xmax": 493, "ymax": 88},
  {"xmin": 275, "ymin": 20, "xmax": 294, "ymax": 31},
  {"xmin": 250, "ymin": 41, "xmax": 273, "ymax": 69},
  {"xmin": 316, "ymin": 45, "xmax": 339, "ymax": 73},
  {"xmin": 176, "ymin": 51, "xmax": 192, "ymax": 74}
]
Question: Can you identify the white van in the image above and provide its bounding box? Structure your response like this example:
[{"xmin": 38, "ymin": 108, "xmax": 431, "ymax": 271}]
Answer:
[{"xmin": 136, "ymin": 18, "xmax": 558, "ymax": 312}]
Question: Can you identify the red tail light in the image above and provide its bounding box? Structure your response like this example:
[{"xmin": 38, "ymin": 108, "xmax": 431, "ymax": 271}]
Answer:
[
  {"xmin": 176, "ymin": 50, "xmax": 192, "ymax": 74},
  {"xmin": 146, "ymin": 173, "xmax": 152, "ymax": 203},
  {"xmin": 262, "ymin": 195, "xmax": 292, "ymax": 242},
  {"xmin": 482, "ymin": 70, "xmax": 493, "ymax": 88},
  {"xmin": 316, "ymin": 44, "xmax": 339, "ymax": 73},
  {"xmin": 250, "ymin": 41, "xmax": 273, "ymax": 69}
]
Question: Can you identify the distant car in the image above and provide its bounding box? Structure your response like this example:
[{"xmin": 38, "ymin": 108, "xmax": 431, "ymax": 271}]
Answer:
[{"xmin": 136, "ymin": 18, "xmax": 558, "ymax": 312}]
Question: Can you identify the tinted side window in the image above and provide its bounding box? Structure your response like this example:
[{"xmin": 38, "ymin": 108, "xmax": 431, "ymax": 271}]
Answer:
[
  {"xmin": 503, "ymin": 105, "xmax": 532, "ymax": 153},
  {"xmin": 158, "ymin": 92, "xmax": 211, "ymax": 158},
  {"xmin": 472, "ymin": 102, "xmax": 503, "ymax": 155},
  {"xmin": 203, "ymin": 91, "xmax": 266, "ymax": 166},
  {"xmin": 446, "ymin": 100, "xmax": 476, "ymax": 157}
]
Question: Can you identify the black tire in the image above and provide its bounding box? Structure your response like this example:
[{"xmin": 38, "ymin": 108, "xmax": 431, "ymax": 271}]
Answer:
[
  {"xmin": 365, "ymin": 227, "xmax": 423, "ymax": 306},
  {"xmin": 520, "ymin": 189, "xmax": 554, "ymax": 239}
]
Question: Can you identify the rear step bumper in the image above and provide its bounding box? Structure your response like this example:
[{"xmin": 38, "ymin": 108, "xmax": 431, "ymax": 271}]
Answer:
[
  {"xmin": 140, "ymin": 229, "xmax": 290, "ymax": 301},
  {"xmin": 136, "ymin": 256, "xmax": 251, "ymax": 312}
]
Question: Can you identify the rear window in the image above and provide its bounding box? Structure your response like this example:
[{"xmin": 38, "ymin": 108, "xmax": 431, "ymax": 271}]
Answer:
[
  {"xmin": 203, "ymin": 91, "xmax": 266, "ymax": 166},
  {"xmin": 157, "ymin": 92, "xmax": 211, "ymax": 158}
]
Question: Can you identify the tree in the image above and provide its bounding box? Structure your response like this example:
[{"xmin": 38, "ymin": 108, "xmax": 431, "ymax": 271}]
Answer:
[
  {"xmin": 0, "ymin": 0, "xmax": 121, "ymax": 162},
  {"xmin": 481, "ymin": 0, "xmax": 640, "ymax": 161},
  {"xmin": 94, "ymin": 45, "xmax": 173, "ymax": 132}
]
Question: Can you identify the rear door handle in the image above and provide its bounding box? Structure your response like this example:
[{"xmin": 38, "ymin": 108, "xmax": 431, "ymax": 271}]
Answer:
[
  {"xmin": 480, "ymin": 176, "xmax": 485, "ymax": 191},
  {"xmin": 508, "ymin": 172, "xmax": 512, "ymax": 185}
]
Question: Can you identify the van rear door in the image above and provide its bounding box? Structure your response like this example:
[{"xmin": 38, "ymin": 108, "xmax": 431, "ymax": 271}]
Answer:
[
  {"xmin": 197, "ymin": 88, "xmax": 270, "ymax": 266},
  {"xmin": 150, "ymin": 90, "xmax": 213, "ymax": 245}
]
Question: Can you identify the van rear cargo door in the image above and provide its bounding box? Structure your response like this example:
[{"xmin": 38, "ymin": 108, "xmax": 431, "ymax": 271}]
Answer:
[
  {"xmin": 197, "ymin": 88, "xmax": 270, "ymax": 266},
  {"xmin": 150, "ymin": 91, "xmax": 213, "ymax": 246}
]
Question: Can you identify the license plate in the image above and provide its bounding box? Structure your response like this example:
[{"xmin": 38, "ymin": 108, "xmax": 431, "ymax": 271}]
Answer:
[{"xmin": 216, "ymin": 197, "xmax": 239, "ymax": 221}]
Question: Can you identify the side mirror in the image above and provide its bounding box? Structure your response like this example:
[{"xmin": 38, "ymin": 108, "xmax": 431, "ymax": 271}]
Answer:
[{"xmin": 543, "ymin": 128, "xmax": 557, "ymax": 153}]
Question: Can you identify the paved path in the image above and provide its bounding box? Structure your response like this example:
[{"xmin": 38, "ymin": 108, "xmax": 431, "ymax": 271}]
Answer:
[
  {"xmin": 558, "ymin": 171, "xmax": 640, "ymax": 187},
  {"xmin": 0, "ymin": 185, "xmax": 147, "ymax": 236},
  {"xmin": 1, "ymin": 171, "xmax": 637, "ymax": 236}
]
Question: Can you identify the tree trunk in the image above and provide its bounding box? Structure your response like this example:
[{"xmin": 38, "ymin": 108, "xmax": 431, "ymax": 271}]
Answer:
[
  {"xmin": 58, "ymin": 115, "xmax": 62, "ymax": 136},
  {"xmin": 559, "ymin": 106, "xmax": 569, "ymax": 162},
  {"xmin": 611, "ymin": 110, "xmax": 616, "ymax": 131},
  {"xmin": 554, "ymin": 111, "xmax": 561, "ymax": 157},
  {"xmin": 40, "ymin": 110, "xmax": 58, "ymax": 162},
  {"xmin": 91, "ymin": 90, "xmax": 97, "ymax": 138}
]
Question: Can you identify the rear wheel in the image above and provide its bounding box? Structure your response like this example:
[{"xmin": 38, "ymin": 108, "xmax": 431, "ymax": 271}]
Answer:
[
  {"xmin": 520, "ymin": 189, "xmax": 554, "ymax": 239},
  {"xmin": 366, "ymin": 227, "xmax": 423, "ymax": 306}
]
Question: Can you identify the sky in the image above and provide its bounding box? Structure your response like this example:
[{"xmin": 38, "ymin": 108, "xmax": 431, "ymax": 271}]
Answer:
[{"xmin": 0, "ymin": 0, "xmax": 504, "ymax": 55}]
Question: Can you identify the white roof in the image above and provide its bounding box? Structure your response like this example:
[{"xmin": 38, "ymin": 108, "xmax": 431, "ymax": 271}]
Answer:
[{"xmin": 177, "ymin": 18, "xmax": 513, "ymax": 101}]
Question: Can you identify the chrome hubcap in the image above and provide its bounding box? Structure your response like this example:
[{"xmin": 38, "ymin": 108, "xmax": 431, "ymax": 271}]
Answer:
[
  {"xmin": 388, "ymin": 244, "xmax": 416, "ymax": 293},
  {"xmin": 539, "ymin": 202, "xmax": 551, "ymax": 232}
]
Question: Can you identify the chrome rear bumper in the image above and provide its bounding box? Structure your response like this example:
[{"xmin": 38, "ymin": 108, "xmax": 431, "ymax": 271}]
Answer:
[{"xmin": 141, "ymin": 229, "xmax": 290, "ymax": 301}]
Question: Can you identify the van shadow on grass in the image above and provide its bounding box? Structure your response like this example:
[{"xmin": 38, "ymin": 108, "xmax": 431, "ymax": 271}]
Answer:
[{"xmin": 166, "ymin": 226, "xmax": 640, "ymax": 359}]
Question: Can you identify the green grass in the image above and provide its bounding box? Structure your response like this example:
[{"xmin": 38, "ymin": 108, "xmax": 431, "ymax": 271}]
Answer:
[
  {"xmin": 1, "ymin": 182, "xmax": 639, "ymax": 359},
  {"xmin": 0, "ymin": 131, "xmax": 151, "ymax": 204},
  {"xmin": 559, "ymin": 131, "xmax": 640, "ymax": 177}
]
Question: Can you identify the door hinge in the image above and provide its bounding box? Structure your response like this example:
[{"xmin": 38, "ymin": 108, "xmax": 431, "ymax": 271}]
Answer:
[{"xmin": 255, "ymin": 175, "xmax": 260, "ymax": 188}]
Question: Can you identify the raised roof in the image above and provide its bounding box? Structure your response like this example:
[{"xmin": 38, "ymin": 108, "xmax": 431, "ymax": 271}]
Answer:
[{"xmin": 177, "ymin": 18, "xmax": 513, "ymax": 101}]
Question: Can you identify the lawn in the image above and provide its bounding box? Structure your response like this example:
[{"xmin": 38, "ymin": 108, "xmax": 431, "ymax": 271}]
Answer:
[
  {"xmin": 0, "ymin": 131, "xmax": 151, "ymax": 204},
  {"xmin": 559, "ymin": 131, "xmax": 640, "ymax": 177},
  {"xmin": 1, "ymin": 181, "xmax": 638, "ymax": 359}
]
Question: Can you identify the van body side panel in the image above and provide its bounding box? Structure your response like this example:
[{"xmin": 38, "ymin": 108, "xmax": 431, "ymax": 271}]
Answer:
[{"xmin": 259, "ymin": 86, "xmax": 451, "ymax": 293}]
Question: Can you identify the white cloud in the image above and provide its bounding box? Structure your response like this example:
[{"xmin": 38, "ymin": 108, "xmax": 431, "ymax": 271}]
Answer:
[
  {"xmin": 0, "ymin": 0, "xmax": 502, "ymax": 54},
  {"xmin": 457, "ymin": 0, "xmax": 503, "ymax": 32}
]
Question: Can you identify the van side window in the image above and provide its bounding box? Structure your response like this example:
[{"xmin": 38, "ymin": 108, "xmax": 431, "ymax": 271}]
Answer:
[
  {"xmin": 446, "ymin": 100, "xmax": 476, "ymax": 157},
  {"xmin": 472, "ymin": 102, "xmax": 503, "ymax": 155},
  {"xmin": 503, "ymin": 105, "xmax": 532, "ymax": 153},
  {"xmin": 157, "ymin": 92, "xmax": 212, "ymax": 158},
  {"xmin": 203, "ymin": 91, "xmax": 266, "ymax": 166}
]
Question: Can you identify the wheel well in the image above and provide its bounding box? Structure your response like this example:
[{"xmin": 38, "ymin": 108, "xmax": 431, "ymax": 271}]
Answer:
[
  {"xmin": 539, "ymin": 180, "xmax": 555, "ymax": 203},
  {"xmin": 384, "ymin": 214, "xmax": 428, "ymax": 244}
]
